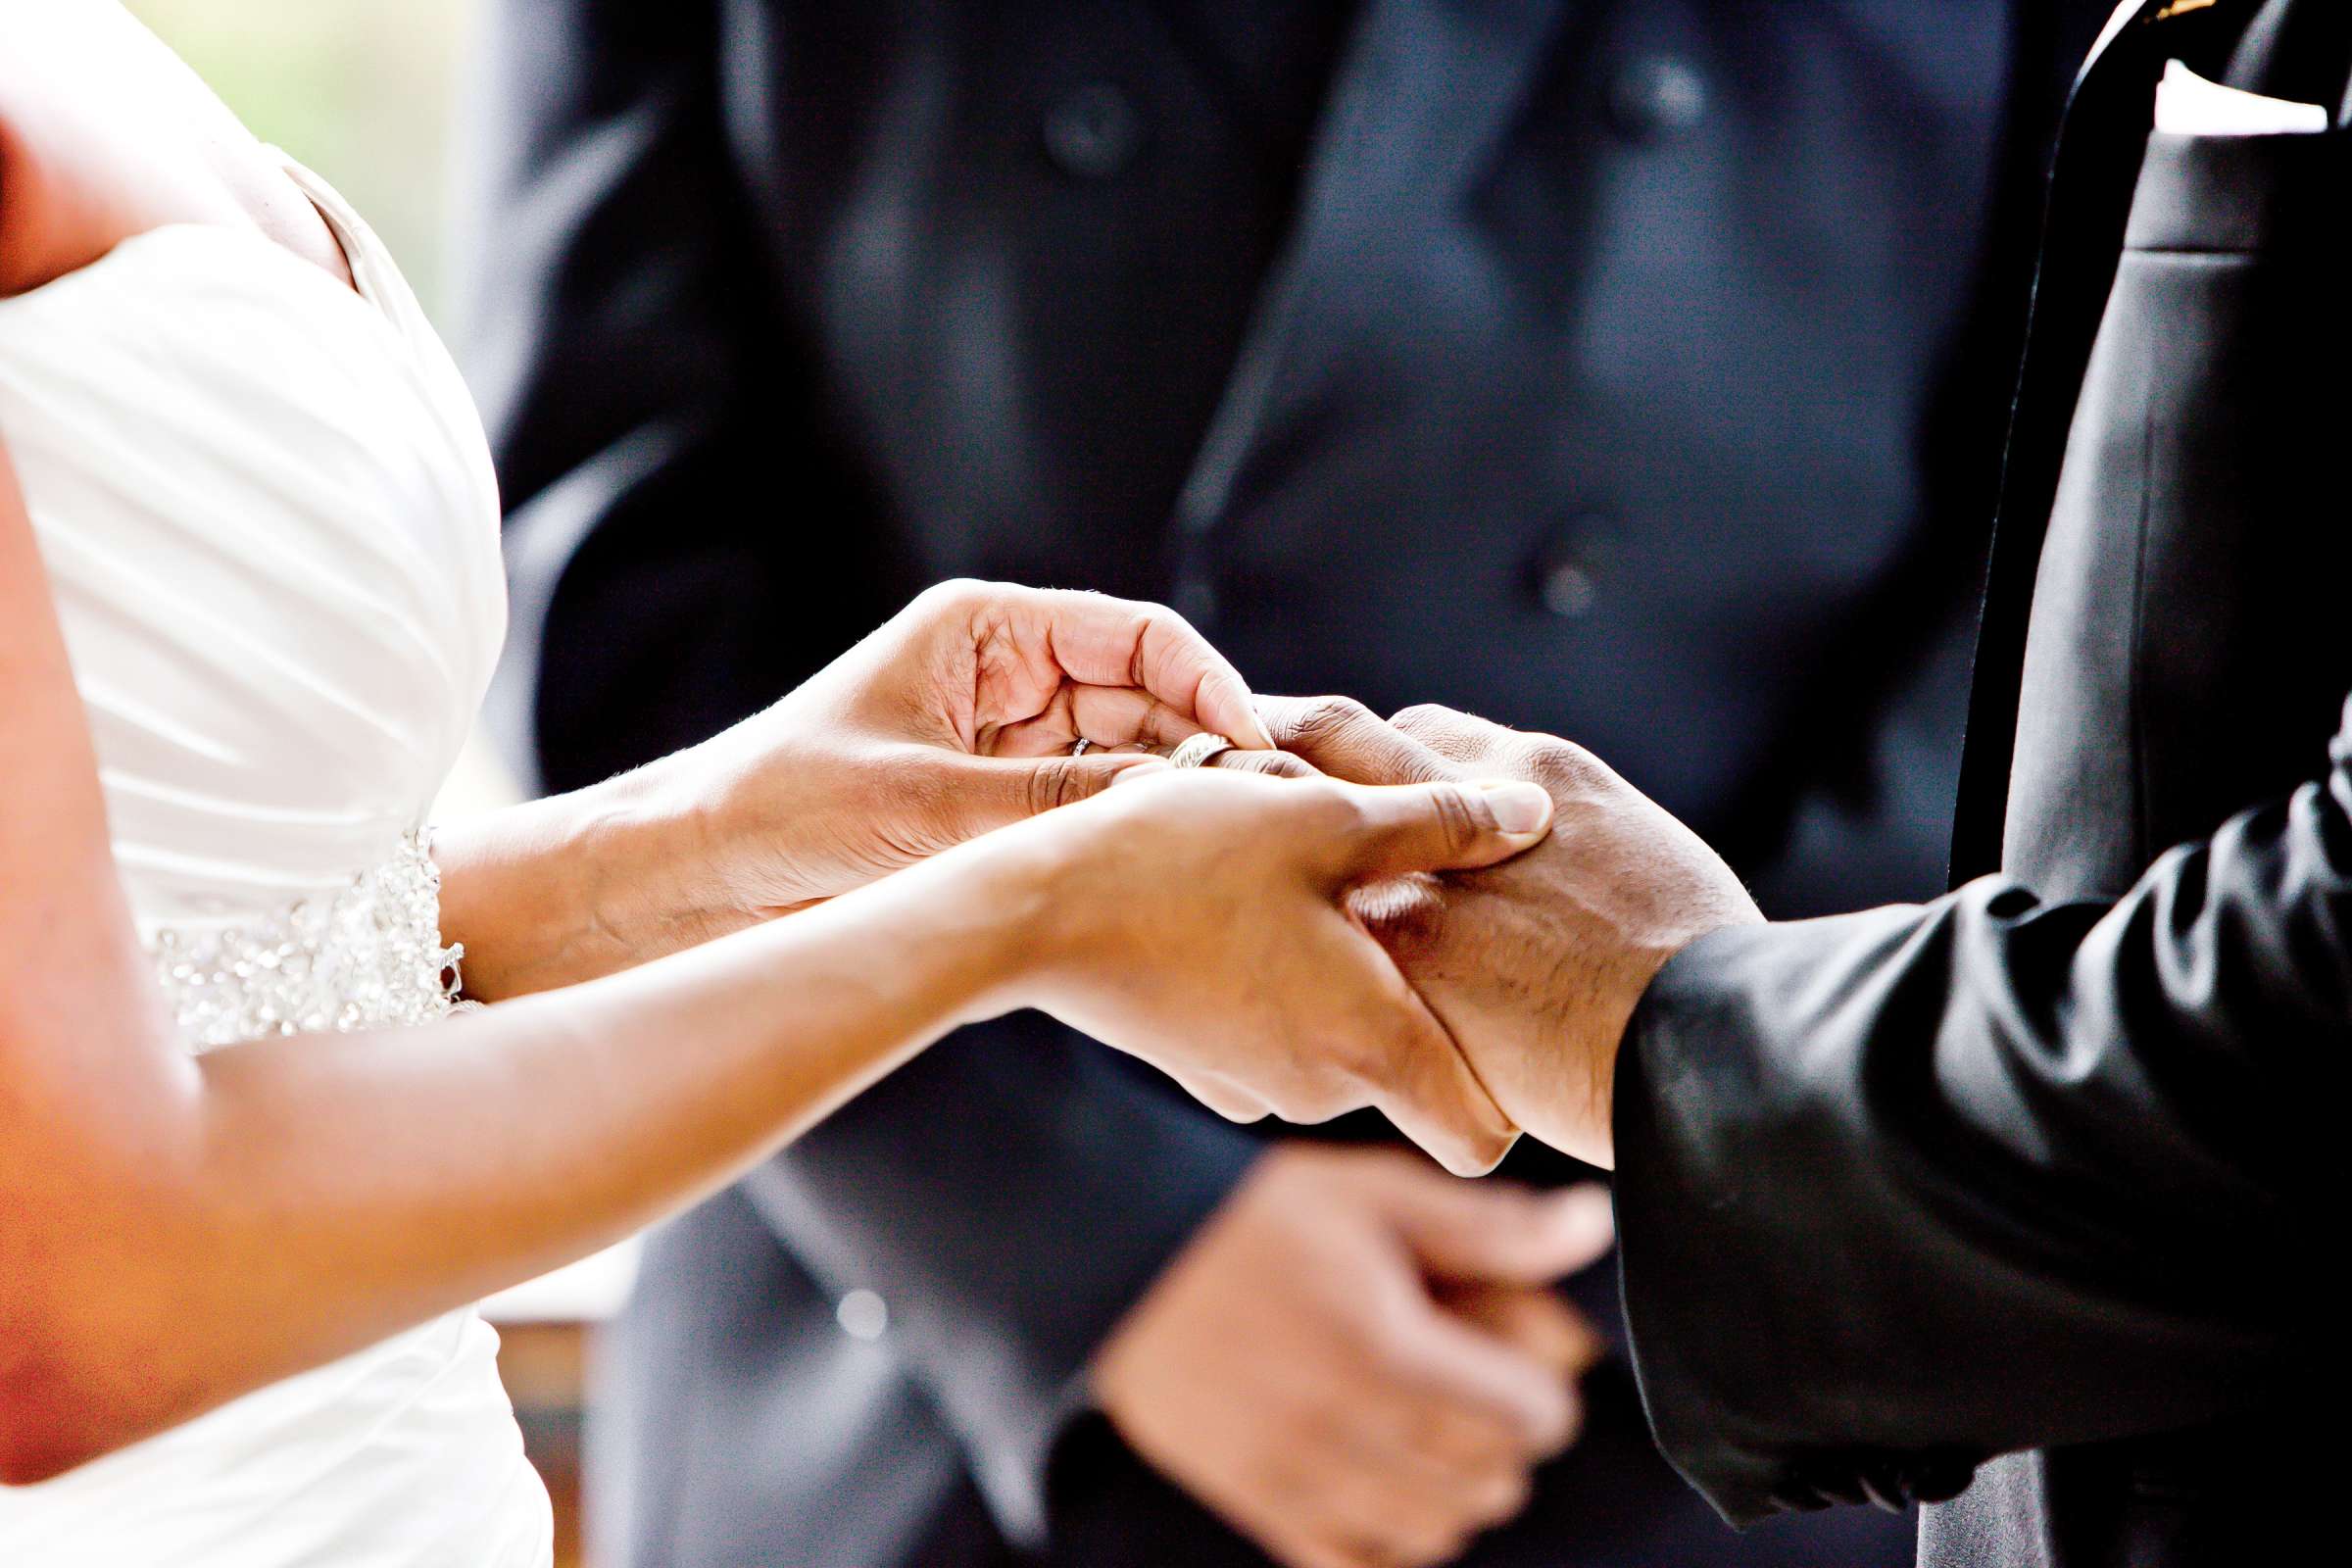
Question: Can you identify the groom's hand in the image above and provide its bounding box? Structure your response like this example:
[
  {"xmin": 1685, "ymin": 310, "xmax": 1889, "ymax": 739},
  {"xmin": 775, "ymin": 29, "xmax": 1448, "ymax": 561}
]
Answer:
[{"xmin": 1255, "ymin": 699, "xmax": 1761, "ymax": 1166}]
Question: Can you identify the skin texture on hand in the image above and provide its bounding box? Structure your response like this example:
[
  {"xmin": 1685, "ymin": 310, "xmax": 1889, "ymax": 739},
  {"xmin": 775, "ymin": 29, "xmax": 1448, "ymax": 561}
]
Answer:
[
  {"xmin": 1255, "ymin": 698, "xmax": 1763, "ymax": 1168},
  {"xmin": 691, "ymin": 578, "xmax": 1279, "ymax": 913},
  {"xmin": 999, "ymin": 763, "xmax": 1556, "ymax": 1175},
  {"xmin": 1095, "ymin": 1146, "xmax": 1614, "ymax": 1568},
  {"xmin": 438, "ymin": 580, "xmax": 1281, "ymax": 999}
]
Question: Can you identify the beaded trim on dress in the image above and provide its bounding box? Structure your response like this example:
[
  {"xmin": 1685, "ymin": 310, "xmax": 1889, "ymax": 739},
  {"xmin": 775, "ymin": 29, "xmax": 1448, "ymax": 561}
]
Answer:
[{"xmin": 145, "ymin": 830, "xmax": 468, "ymax": 1052}]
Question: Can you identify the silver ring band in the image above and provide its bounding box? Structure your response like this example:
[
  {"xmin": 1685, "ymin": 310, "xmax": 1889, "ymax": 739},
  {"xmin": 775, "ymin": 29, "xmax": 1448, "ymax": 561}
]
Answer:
[
  {"xmin": 1168, "ymin": 732, "xmax": 1237, "ymax": 769},
  {"xmin": 1069, "ymin": 737, "xmax": 1098, "ymax": 758}
]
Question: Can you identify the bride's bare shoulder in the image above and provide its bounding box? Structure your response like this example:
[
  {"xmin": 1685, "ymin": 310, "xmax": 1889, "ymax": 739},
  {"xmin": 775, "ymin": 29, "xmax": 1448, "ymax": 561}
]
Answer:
[{"xmin": 0, "ymin": 1, "xmax": 350, "ymax": 295}]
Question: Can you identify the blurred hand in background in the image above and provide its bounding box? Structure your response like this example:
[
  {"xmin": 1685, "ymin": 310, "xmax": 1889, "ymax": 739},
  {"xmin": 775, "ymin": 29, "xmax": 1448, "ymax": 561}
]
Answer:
[{"xmin": 1094, "ymin": 1148, "xmax": 1613, "ymax": 1568}]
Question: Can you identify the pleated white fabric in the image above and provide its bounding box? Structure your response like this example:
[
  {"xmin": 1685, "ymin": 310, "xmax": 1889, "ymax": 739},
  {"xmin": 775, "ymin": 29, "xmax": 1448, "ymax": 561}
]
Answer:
[{"xmin": 0, "ymin": 160, "xmax": 549, "ymax": 1565}]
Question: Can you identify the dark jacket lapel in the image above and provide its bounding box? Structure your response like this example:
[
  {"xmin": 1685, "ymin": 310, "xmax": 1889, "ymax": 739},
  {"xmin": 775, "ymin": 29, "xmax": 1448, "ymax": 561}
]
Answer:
[{"xmin": 1948, "ymin": 0, "xmax": 2250, "ymax": 883}]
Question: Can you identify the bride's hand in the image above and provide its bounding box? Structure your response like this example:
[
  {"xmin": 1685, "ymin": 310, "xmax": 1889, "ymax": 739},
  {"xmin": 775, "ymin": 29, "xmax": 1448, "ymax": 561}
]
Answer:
[
  {"xmin": 678, "ymin": 579, "xmax": 1277, "ymax": 914},
  {"xmin": 437, "ymin": 580, "xmax": 1282, "ymax": 999},
  {"xmin": 975, "ymin": 766, "xmax": 1558, "ymax": 1176}
]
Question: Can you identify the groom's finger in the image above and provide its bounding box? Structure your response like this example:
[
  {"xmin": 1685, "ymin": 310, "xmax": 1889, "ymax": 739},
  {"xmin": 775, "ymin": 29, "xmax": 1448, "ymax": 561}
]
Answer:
[
  {"xmin": 1390, "ymin": 704, "xmax": 1521, "ymax": 768},
  {"xmin": 1329, "ymin": 780, "xmax": 1554, "ymax": 882},
  {"xmin": 1259, "ymin": 696, "xmax": 1455, "ymax": 786},
  {"xmin": 1206, "ymin": 749, "xmax": 1320, "ymax": 780}
]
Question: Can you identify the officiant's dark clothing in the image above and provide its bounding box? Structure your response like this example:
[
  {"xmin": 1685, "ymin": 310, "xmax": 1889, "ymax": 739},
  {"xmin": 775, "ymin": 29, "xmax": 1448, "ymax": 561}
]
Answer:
[
  {"xmin": 467, "ymin": 3, "xmax": 2101, "ymax": 1565},
  {"xmin": 1613, "ymin": 3, "xmax": 2351, "ymax": 1564}
]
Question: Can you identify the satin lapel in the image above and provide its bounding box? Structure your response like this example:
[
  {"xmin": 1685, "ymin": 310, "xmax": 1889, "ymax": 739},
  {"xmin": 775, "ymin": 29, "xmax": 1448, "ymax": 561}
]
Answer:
[
  {"xmin": 1173, "ymin": 0, "xmax": 1570, "ymax": 534},
  {"xmin": 1947, "ymin": 0, "xmax": 2251, "ymax": 884}
]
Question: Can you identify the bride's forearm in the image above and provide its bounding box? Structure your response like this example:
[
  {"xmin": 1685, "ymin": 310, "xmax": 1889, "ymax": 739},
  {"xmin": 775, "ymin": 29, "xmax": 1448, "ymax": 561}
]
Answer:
[
  {"xmin": 431, "ymin": 748, "xmax": 760, "ymax": 1001},
  {"xmin": 7, "ymin": 832, "xmax": 1054, "ymax": 1484}
]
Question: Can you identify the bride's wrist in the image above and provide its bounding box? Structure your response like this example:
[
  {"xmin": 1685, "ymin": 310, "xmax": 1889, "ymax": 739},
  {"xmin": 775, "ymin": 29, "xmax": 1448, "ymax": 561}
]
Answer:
[
  {"xmin": 929, "ymin": 822, "xmax": 1087, "ymax": 1025},
  {"xmin": 578, "ymin": 752, "xmax": 767, "ymax": 957},
  {"xmin": 444, "ymin": 757, "xmax": 758, "ymax": 999}
]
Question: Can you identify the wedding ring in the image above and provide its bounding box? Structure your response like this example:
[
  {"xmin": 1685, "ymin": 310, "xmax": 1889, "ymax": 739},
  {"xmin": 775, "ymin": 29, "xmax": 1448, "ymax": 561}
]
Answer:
[
  {"xmin": 1070, "ymin": 737, "xmax": 1098, "ymax": 758},
  {"xmin": 1168, "ymin": 732, "xmax": 1236, "ymax": 769}
]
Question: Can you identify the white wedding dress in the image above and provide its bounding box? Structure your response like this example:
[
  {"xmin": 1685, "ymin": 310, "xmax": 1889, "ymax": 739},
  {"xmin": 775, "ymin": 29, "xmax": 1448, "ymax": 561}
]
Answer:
[{"xmin": 0, "ymin": 160, "xmax": 551, "ymax": 1564}]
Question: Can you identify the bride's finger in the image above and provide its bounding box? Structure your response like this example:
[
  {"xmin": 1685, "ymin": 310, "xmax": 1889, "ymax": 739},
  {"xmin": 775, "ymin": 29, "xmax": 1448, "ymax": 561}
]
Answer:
[
  {"xmin": 999, "ymin": 588, "xmax": 1275, "ymax": 749},
  {"xmin": 928, "ymin": 750, "xmax": 1162, "ymax": 824},
  {"xmin": 988, "ymin": 682, "xmax": 1227, "ymax": 757},
  {"xmin": 1318, "ymin": 779, "xmax": 1554, "ymax": 884},
  {"xmin": 1159, "ymin": 1066, "xmax": 1273, "ymax": 1124}
]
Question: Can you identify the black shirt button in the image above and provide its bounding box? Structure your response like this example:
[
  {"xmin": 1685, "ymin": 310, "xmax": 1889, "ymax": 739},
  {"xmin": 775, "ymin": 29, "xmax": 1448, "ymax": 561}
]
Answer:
[
  {"xmin": 1540, "ymin": 562, "xmax": 1599, "ymax": 618},
  {"xmin": 1044, "ymin": 82, "xmax": 1144, "ymax": 178},
  {"xmin": 1608, "ymin": 55, "xmax": 1707, "ymax": 139},
  {"xmin": 1531, "ymin": 514, "xmax": 1610, "ymax": 618}
]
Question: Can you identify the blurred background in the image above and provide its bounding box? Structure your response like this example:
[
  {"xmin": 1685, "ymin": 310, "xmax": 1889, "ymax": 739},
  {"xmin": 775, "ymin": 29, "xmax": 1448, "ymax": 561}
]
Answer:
[
  {"xmin": 129, "ymin": 0, "xmax": 475, "ymax": 320},
  {"xmin": 124, "ymin": 5, "xmax": 609, "ymax": 1562}
]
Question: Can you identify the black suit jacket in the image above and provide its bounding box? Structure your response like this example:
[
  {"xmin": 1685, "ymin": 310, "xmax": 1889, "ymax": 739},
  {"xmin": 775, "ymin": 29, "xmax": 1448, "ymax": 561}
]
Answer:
[
  {"xmin": 467, "ymin": 2, "xmax": 2096, "ymax": 1563},
  {"xmin": 1614, "ymin": 3, "xmax": 2350, "ymax": 1563}
]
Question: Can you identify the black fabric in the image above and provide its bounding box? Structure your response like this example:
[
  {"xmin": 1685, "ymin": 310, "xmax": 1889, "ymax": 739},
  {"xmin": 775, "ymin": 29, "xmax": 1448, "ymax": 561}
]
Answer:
[
  {"xmin": 1614, "ymin": 3, "xmax": 2352, "ymax": 1563},
  {"xmin": 468, "ymin": 1, "xmax": 2091, "ymax": 1563},
  {"xmin": 1950, "ymin": 0, "xmax": 2242, "ymax": 884}
]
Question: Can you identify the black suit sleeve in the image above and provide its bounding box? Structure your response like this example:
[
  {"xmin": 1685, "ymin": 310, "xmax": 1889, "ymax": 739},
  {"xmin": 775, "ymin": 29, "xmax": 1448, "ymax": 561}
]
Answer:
[
  {"xmin": 1611, "ymin": 702, "xmax": 2346, "ymax": 1525},
  {"xmin": 464, "ymin": 0, "xmax": 1260, "ymax": 1542}
]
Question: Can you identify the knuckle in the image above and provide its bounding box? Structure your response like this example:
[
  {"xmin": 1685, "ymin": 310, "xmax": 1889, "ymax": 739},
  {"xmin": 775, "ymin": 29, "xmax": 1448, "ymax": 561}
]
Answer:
[
  {"xmin": 1296, "ymin": 694, "xmax": 1377, "ymax": 744},
  {"xmin": 1472, "ymin": 1470, "xmax": 1535, "ymax": 1527},
  {"xmin": 1265, "ymin": 1057, "xmax": 1356, "ymax": 1126},
  {"xmin": 1516, "ymin": 733, "xmax": 1599, "ymax": 791},
  {"xmin": 1389, "ymin": 703, "xmax": 1454, "ymax": 733},
  {"xmin": 1406, "ymin": 1525, "xmax": 1475, "ymax": 1567},
  {"xmin": 915, "ymin": 575, "xmax": 994, "ymax": 613},
  {"xmin": 1302, "ymin": 1068, "xmax": 1376, "ymax": 1125},
  {"xmin": 1530, "ymin": 1388, "xmax": 1579, "ymax": 1454},
  {"xmin": 1137, "ymin": 600, "xmax": 1189, "ymax": 640},
  {"xmin": 1202, "ymin": 1081, "xmax": 1271, "ymax": 1124}
]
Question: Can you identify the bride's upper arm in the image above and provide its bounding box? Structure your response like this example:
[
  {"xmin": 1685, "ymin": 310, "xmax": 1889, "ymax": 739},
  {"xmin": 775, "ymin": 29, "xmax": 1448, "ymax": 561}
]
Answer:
[
  {"xmin": 0, "ymin": 430, "xmax": 145, "ymax": 1012},
  {"xmin": 0, "ymin": 428, "xmax": 198, "ymax": 1483}
]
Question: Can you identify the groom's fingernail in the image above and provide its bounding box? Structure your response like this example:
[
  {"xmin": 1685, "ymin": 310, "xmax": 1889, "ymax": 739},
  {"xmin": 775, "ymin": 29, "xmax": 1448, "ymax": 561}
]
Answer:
[{"xmin": 1480, "ymin": 780, "xmax": 1553, "ymax": 836}]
